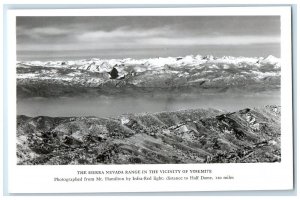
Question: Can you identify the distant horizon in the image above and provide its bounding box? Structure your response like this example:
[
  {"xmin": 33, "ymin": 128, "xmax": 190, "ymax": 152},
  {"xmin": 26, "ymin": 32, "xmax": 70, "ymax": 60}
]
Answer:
[{"xmin": 17, "ymin": 44, "xmax": 280, "ymax": 62}]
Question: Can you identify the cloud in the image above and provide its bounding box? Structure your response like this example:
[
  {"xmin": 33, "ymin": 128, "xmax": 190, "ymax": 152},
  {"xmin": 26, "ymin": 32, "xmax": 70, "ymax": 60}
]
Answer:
[
  {"xmin": 76, "ymin": 27, "xmax": 170, "ymax": 41},
  {"xmin": 17, "ymin": 25, "xmax": 280, "ymax": 52},
  {"xmin": 17, "ymin": 26, "xmax": 73, "ymax": 41},
  {"xmin": 30, "ymin": 27, "xmax": 71, "ymax": 36},
  {"xmin": 75, "ymin": 27, "xmax": 280, "ymax": 47},
  {"xmin": 139, "ymin": 35, "xmax": 280, "ymax": 46}
]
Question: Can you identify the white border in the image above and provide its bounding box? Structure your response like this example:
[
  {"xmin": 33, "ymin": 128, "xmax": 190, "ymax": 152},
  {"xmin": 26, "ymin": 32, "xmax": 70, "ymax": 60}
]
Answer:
[
  {"xmin": 6, "ymin": 7, "xmax": 293, "ymax": 193},
  {"xmin": 8, "ymin": 7, "xmax": 291, "ymax": 16}
]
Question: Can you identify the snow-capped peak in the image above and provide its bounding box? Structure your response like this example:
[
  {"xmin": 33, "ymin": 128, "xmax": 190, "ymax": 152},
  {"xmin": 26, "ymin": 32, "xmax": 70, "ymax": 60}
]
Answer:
[
  {"xmin": 17, "ymin": 54, "xmax": 280, "ymax": 74},
  {"xmin": 263, "ymin": 55, "xmax": 280, "ymax": 64}
]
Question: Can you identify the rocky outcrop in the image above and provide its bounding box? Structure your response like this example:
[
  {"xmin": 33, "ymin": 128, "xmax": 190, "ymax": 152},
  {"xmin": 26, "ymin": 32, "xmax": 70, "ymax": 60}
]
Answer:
[{"xmin": 17, "ymin": 106, "xmax": 281, "ymax": 165}]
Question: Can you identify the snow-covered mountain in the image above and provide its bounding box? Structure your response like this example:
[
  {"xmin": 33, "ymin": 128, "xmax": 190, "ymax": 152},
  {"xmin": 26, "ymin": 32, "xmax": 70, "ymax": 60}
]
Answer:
[
  {"xmin": 17, "ymin": 54, "xmax": 280, "ymax": 72},
  {"xmin": 17, "ymin": 55, "xmax": 281, "ymax": 98}
]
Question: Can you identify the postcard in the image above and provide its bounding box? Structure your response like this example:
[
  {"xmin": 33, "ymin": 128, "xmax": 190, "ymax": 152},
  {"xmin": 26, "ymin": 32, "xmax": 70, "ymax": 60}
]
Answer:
[{"xmin": 6, "ymin": 7, "xmax": 293, "ymax": 193}]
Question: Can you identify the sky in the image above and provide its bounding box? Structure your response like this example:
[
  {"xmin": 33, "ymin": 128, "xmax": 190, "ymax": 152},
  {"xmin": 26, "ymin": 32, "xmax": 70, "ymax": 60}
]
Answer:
[{"xmin": 16, "ymin": 16, "xmax": 281, "ymax": 61}]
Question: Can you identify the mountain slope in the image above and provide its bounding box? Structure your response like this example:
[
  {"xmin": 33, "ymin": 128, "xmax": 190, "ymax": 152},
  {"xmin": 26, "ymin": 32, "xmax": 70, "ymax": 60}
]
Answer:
[{"xmin": 17, "ymin": 105, "xmax": 281, "ymax": 165}]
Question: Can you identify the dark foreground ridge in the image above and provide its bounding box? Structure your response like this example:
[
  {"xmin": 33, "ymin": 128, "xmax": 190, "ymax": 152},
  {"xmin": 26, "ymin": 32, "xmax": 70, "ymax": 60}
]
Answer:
[{"xmin": 17, "ymin": 106, "xmax": 281, "ymax": 165}]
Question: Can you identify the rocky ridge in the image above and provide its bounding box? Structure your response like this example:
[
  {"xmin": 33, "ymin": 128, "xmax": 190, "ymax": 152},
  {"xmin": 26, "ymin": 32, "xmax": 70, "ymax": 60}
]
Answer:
[{"xmin": 17, "ymin": 105, "xmax": 281, "ymax": 165}]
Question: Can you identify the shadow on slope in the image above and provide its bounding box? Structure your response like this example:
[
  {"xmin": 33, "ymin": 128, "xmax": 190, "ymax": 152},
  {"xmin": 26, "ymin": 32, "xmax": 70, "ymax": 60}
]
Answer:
[{"xmin": 16, "ymin": 106, "xmax": 281, "ymax": 165}]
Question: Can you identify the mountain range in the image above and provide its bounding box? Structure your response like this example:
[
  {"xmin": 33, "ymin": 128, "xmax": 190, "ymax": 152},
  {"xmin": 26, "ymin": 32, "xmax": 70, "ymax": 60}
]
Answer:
[{"xmin": 17, "ymin": 55, "xmax": 281, "ymax": 98}]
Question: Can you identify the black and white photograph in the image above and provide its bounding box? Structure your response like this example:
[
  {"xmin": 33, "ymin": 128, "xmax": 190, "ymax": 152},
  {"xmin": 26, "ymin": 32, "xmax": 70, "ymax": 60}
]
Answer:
[
  {"xmin": 4, "ymin": 6, "xmax": 295, "ymax": 194},
  {"xmin": 16, "ymin": 15, "xmax": 282, "ymax": 165}
]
